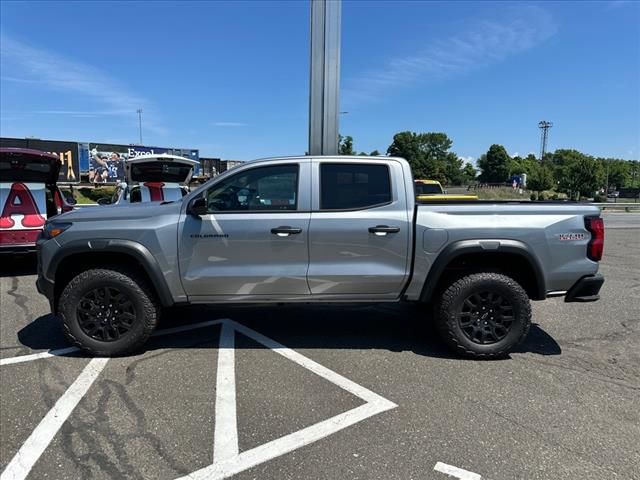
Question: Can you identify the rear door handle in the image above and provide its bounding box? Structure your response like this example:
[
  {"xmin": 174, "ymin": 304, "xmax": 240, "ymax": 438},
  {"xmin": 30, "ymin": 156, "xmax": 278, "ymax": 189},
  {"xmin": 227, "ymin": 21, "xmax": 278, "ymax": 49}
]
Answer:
[
  {"xmin": 271, "ymin": 226, "xmax": 302, "ymax": 237},
  {"xmin": 368, "ymin": 225, "xmax": 400, "ymax": 236}
]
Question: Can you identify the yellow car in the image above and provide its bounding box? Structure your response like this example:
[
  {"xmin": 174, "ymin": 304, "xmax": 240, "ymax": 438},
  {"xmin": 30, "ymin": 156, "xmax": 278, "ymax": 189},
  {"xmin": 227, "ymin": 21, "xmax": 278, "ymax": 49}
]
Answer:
[{"xmin": 414, "ymin": 179, "xmax": 478, "ymax": 201}]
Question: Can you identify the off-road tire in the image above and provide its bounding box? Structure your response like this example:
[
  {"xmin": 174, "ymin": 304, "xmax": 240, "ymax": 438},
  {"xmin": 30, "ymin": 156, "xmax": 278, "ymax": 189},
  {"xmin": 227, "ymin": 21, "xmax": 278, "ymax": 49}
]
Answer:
[
  {"xmin": 435, "ymin": 272, "xmax": 531, "ymax": 359},
  {"xmin": 58, "ymin": 267, "xmax": 159, "ymax": 356}
]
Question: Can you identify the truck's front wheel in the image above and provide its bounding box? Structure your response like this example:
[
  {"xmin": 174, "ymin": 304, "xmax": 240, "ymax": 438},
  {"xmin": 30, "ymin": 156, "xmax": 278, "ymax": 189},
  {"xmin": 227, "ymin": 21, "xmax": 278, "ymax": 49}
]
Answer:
[
  {"xmin": 58, "ymin": 267, "xmax": 159, "ymax": 356},
  {"xmin": 435, "ymin": 272, "xmax": 531, "ymax": 359}
]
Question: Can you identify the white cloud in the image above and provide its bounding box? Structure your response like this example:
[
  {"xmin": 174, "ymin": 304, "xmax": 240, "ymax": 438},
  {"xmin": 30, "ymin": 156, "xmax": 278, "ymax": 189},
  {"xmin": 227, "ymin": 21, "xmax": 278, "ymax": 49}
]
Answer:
[
  {"xmin": 0, "ymin": 34, "xmax": 166, "ymax": 135},
  {"xmin": 343, "ymin": 5, "xmax": 557, "ymax": 106},
  {"xmin": 214, "ymin": 122, "xmax": 248, "ymax": 127}
]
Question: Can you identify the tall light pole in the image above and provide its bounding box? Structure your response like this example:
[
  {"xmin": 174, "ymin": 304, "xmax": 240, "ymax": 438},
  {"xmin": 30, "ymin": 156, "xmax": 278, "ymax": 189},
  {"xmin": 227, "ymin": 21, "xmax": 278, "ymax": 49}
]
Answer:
[
  {"xmin": 538, "ymin": 120, "xmax": 552, "ymax": 163},
  {"xmin": 136, "ymin": 108, "xmax": 143, "ymax": 145},
  {"xmin": 309, "ymin": 0, "xmax": 341, "ymax": 156}
]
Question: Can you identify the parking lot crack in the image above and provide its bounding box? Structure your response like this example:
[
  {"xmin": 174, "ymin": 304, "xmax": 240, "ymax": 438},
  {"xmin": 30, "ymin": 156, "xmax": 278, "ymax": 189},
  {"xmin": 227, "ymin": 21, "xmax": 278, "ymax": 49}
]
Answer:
[{"xmin": 441, "ymin": 383, "xmax": 625, "ymax": 479}]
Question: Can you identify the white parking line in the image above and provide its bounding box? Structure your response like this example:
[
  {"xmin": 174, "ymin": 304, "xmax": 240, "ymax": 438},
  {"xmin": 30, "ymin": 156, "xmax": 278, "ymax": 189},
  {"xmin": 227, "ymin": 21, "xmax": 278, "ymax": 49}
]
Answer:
[
  {"xmin": 178, "ymin": 319, "xmax": 398, "ymax": 480},
  {"xmin": 1, "ymin": 318, "xmax": 397, "ymax": 480},
  {"xmin": 434, "ymin": 462, "xmax": 482, "ymax": 480},
  {"xmin": 0, "ymin": 358, "xmax": 109, "ymax": 480},
  {"xmin": 0, "ymin": 319, "xmax": 226, "ymax": 366},
  {"xmin": 0, "ymin": 347, "xmax": 80, "ymax": 366},
  {"xmin": 213, "ymin": 321, "xmax": 239, "ymax": 463}
]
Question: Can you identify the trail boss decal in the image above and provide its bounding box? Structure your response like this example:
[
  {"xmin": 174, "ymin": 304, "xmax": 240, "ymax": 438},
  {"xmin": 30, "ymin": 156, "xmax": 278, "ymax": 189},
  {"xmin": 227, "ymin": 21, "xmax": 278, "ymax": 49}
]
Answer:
[{"xmin": 559, "ymin": 233, "xmax": 586, "ymax": 241}]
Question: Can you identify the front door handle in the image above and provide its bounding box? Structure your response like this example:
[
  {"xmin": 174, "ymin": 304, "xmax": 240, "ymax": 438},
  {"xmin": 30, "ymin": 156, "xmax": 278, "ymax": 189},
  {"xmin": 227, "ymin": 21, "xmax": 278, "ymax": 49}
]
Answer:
[
  {"xmin": 271, "ymin": 226, "xmax": 302, "ymax": 237},
  {"xmin": 368, "ymin": 225, "xmax": 400, "ymax": 236}
]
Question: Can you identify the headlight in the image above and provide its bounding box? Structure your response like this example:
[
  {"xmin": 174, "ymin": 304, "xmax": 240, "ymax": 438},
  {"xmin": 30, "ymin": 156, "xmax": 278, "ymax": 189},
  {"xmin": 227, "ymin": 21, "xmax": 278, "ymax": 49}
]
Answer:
[{"xmin": 40, "ymin": 222, "xmax": 72, "ymax": 240}]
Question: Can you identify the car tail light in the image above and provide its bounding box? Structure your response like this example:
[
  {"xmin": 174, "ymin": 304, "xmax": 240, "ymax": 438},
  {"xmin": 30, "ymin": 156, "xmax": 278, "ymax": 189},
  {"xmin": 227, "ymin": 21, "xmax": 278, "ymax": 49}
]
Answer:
[{"xmin": 585, "ymin": 216, "xmax": 604, "ymax": 261}]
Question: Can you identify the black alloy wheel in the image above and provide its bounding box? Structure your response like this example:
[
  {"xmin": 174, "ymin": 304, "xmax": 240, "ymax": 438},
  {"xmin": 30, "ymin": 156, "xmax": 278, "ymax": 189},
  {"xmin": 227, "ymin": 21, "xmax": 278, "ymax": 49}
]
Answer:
[
  {"xmin": 457, "ymin": 290, "xmax": 514, "ymax": 344},
  {"xmin": 76, "ymin": 286, "xmax": 137, "ymax": 342}
]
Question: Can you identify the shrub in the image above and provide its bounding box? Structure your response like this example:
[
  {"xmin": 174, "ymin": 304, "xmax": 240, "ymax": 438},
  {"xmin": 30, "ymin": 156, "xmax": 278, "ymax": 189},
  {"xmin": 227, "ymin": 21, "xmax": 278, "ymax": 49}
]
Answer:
[{"xmin": 530, "ymin": 192, "xmax": 538, "ymax": 201}]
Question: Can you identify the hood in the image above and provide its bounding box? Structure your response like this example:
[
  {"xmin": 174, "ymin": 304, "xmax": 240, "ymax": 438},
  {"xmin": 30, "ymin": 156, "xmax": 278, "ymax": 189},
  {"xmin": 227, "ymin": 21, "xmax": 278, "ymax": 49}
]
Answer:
[
  {"xmin": 125, "ymin": 154, "xmax": 199, "ymax": 185},
  {"xmin": 0, "ymin": 148, "xmax": 61, "ymax": 184},
  {"xmin": 57, "ymin": 200, "xmax": 184, "ymax": 223}
]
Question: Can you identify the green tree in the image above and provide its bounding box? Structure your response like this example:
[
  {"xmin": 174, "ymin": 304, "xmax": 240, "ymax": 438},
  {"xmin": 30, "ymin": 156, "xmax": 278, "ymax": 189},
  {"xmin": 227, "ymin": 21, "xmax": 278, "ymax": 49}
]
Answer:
[
  {"xmin": 477, "ymin": 144, "xmax": 510, "ymax": 183},
  {"xmin": 557, "ymin": 154, "xmax": 603, "ymax": 200},
  {"xmin": 386, "ymin": 131, "xmax": 463, "ymax": 184},
  {"xmin": 598, "ymin": 158, "xmax": 630, "ymax": 190},
  {"xmin": 339, "ymin": 135, "xmax": 355, "ymax": 155},
  {"xmin": 462, "ymin": 162, "xmax": 477, "ymax": 183},
  {"xmin": 369, "ymin": 150, "xmax": 381, "ymax": 156},
  {"xmin": 527, "ymin": 164, "xmax": 554, "ymax": 197}
]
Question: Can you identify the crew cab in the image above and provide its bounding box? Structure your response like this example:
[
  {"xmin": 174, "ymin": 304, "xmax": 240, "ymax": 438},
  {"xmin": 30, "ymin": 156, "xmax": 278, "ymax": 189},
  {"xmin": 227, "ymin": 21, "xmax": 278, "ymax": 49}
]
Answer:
[
  {"xmin": 36, "ymin": 156, "xmax": 605, "ymax": 359},
  {"xmin": 1, "ymin": 148, "xmax": 75, "ymax": 253},
  {"xmin": 102, "ymin": 153, "xmax": 199, "ymax": 205}
]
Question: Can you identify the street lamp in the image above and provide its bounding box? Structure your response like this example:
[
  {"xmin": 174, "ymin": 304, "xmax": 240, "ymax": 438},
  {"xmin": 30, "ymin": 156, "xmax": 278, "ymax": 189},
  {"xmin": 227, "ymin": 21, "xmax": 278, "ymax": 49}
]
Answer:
[{"xmin": 136, "ymin": 109, "xmax": 143, "ymax": 145}]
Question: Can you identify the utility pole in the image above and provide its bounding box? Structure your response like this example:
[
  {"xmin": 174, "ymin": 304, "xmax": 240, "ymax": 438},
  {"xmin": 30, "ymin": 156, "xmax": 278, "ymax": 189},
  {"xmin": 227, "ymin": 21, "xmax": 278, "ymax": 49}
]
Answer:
[
  {"xmin": 309, "ymin": 0, "xmax": 341, "ymax": 156},
  {"xmin": 538, "ymin": 120, "xmax": 552, "ymax": 163},
  {"xmin": 137, "ymin": 109, "xmax": 143, "ymax": 145}
]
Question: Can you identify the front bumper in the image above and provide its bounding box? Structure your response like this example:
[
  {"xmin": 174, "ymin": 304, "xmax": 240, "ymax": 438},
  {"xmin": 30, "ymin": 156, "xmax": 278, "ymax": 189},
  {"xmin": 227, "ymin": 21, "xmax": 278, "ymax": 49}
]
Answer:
[
  {"xmin": 36, "ymin": 242, "xmax": 56, "ymax": 312},
  {"xmin": 565, "ymin": 274, "xmax": 604, "ymax": 302}
]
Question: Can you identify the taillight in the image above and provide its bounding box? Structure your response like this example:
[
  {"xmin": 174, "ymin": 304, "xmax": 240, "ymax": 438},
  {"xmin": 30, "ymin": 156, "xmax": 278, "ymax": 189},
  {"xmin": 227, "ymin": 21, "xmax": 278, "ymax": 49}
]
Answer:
[{"xmin": 585, "ymin": 216, "xmax": 604, "ymax": 261}]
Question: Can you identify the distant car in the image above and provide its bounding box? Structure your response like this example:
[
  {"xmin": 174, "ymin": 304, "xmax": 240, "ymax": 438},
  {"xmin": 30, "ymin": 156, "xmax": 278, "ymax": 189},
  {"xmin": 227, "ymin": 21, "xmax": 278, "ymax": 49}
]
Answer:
[
  {"xmin": 104, "ymin": 154, "xmax": 200, "ymax": 205},
  {"xmin": 607, "ymin": 191, "xmax": 620, "ymax": 198},
  {"xmin": 414, "ymin": 179, "xmax": 478, "ymax": 201},
  {"xmin": 1, "ymin": 148, "xmax": 75, "ymax": 253}
]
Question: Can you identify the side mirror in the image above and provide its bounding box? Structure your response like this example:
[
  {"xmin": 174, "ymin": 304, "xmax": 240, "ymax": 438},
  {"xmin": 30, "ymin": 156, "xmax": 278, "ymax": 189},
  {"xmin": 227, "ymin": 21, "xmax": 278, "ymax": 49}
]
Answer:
[
  {"xmin": 188, "ymin": 196, "xmax": 208, "ymax": 216},
  {"xmin": 65, "ymin": 196, "xmax": 77, "ymax": 205},
  {"xmin": 97, "ymin": 198, "xmax": 111, "ymax": 205}
]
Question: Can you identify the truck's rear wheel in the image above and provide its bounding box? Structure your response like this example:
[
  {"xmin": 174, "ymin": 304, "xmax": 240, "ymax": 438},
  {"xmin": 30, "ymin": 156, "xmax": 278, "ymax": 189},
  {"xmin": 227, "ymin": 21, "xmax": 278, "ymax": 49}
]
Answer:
[
  {"xmin": 435, "ymin": 272, "xmax": 531, "ymax": 359},
  {"xmin": 58, "ymin": 267, "xmax": 159, "ymax": 356}
]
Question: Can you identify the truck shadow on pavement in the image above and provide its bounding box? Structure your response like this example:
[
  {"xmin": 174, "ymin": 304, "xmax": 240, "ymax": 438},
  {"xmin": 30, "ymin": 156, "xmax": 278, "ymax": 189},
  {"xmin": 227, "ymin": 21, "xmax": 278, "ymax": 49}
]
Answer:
[
  {"xmin": 0, "ymin": 254, "xmax": 38, "ymax": 278},
  {"xmin": 17, "ymin": 303, "xmax": 561, "ymax": 360}
]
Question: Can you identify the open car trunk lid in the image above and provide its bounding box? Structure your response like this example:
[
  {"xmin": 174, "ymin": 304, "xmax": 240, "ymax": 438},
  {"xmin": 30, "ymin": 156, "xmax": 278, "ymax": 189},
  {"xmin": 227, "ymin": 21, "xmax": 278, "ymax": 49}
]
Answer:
[
  {"xmin": 1, "ymin": 148, "xmax": 61, "ymax": 246},
  {"xmin": 125, "ymin": 154, "xmax": 199, "ymax": 185},
  {"xmin": 0, "ymin": 148, "xmax": 61, "ymax": 185}
]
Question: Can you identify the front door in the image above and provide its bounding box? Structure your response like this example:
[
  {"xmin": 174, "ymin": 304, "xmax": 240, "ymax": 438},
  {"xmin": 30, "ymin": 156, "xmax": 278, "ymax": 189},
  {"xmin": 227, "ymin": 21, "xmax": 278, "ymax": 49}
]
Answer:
[{"xmin": 179, "ymin": 161, "xmax": 311, "ymax": 299}]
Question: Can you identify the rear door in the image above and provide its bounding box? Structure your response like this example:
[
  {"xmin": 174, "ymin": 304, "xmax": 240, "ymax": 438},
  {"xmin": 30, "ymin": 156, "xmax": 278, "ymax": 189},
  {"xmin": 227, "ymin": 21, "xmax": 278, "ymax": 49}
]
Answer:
[
  {"xmin": 307, "ymin": 159, "xmax": 412, "ymax": 296},
  {"xmin": 179, "ymin": 160, "xmax": 312, "ymax": 299}
]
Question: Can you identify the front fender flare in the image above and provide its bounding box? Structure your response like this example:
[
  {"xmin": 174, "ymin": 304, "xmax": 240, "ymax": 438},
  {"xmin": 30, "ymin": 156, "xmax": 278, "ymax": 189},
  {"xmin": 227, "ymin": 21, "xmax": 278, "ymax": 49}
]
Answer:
[{"xmin": 48, "ymin": 239, "xmax": 175, "ymax": 307}]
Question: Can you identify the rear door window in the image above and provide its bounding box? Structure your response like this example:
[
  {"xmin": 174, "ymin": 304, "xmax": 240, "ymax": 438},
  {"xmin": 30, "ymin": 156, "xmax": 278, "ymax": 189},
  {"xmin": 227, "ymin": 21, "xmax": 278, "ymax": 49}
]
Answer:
[{"xmin": 320, "ymin": 163, "xmax": 391, "ymax": 210}]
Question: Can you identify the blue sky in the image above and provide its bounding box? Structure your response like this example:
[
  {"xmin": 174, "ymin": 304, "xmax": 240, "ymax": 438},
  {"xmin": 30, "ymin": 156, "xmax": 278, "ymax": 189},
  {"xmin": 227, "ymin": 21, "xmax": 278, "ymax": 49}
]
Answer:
[{"xmin": 1, "ymin": 0, "xmax": 638, "ymax": 162}]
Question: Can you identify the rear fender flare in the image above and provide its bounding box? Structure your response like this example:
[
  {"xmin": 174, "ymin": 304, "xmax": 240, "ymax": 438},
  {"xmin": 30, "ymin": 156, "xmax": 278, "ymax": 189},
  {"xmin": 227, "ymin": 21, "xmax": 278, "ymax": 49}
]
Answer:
[{"xmin": 419, "ymin": 239, "xmax": 546, "ymax": 302}]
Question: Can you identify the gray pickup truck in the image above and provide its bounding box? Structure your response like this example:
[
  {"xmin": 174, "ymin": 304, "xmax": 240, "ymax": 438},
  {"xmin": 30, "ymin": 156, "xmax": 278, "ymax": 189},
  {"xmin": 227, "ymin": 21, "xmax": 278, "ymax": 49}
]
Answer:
[{"xmin": 36, "ymin": 156, "xmax": 605, "ymax": 359}]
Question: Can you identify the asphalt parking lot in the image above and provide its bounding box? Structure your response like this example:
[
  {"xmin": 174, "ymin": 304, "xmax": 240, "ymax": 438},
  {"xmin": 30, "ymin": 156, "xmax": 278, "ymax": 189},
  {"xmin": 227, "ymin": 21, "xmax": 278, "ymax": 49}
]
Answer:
[{"xmin": 1, "ymin": 212, "xmax": 639, "ymax": 480}]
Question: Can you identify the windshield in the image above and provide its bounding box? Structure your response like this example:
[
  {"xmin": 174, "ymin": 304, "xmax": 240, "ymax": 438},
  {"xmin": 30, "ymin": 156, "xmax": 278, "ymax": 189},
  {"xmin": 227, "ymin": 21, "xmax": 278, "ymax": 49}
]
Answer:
[
  {"xmin": 0, "ymin": 152, "xmax": 55, "ymax": 183},
  {"xmin": 130, "ymin": 161, "xmax": 193, "ymax": 183},
  {"xmin": 415, "ymin": 183, "xmax": 443, "ymax": 195}
]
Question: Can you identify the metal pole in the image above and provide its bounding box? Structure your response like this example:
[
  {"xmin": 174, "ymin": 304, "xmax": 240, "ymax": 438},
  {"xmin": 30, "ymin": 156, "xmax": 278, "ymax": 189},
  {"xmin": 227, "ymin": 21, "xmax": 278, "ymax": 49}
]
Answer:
[
  {"xmin": 137, "ymin": 109, "xmax": 143, "ymax": 144},
  {"xmin": 538, "ymin": 120, "xmax": 552, "ymax": 163},
  {"xmin": 309, "ymin": 0, "xmax": 341, "ymax": 156}
]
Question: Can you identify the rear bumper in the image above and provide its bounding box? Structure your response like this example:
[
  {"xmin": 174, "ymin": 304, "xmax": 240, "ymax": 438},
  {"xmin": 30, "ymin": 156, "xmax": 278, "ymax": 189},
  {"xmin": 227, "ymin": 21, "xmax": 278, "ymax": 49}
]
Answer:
[
  {"xmin": 0, "ymin": 244, "xmax": 37, "ymax": 254},
  {"xmin": 565, "ymin": 274, "xmax": 604, "ymax": 302}
]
